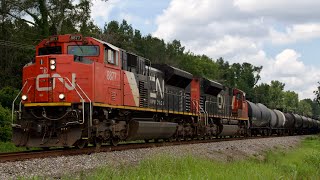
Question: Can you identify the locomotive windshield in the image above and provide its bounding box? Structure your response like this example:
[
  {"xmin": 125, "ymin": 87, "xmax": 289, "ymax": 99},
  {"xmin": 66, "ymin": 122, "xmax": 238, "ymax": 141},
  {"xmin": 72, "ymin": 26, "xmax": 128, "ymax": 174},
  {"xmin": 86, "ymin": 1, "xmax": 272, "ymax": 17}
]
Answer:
[
  {"xmin": 68, "ymin": 45, "xmax": 99, "ymax": 56},
  {"xmin": 38, "ymin": 46, "xmax": 62, "ymax": 55}
]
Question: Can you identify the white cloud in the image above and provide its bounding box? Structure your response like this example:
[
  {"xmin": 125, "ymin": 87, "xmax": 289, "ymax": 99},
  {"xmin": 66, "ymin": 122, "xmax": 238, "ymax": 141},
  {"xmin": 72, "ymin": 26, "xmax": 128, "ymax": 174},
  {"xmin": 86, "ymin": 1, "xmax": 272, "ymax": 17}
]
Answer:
[
  {"xmin": 234, "ymin": 0, "xmax": 320, "ymax": 22},
  {"xmin": 260, "ymin": 49, "xmax": 320, "ymax": 100},
  {"xmin": 91, "ymin": 0, "xmax": 120, "ymax": 27},
  {"xmin": 153, "ymin": 0, "xmax": 320, "ymax": 99},
  {"xmin": 270, "ymin": 23, "xmax": 320, "ymax": 44}
]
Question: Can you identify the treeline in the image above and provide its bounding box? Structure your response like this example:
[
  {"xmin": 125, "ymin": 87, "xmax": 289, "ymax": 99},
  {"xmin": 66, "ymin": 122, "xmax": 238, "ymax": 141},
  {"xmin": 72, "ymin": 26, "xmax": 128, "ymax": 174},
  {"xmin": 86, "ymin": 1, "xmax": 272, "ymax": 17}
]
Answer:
[
  {"xmin": 0, "ymin": 0, "xmax": 319, "ymax": 141},
  {"xmin": 254, "ymin": 81, "xmax": 319, "ymax": 117}
]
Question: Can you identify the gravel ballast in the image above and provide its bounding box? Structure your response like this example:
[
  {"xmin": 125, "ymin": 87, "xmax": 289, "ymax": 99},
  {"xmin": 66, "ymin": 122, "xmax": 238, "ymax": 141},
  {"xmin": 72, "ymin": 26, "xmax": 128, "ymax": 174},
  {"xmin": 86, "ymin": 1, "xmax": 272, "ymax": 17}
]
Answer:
[{"xmin": 0, "ymin": 136, "xmax": 307, "ymax": 179}]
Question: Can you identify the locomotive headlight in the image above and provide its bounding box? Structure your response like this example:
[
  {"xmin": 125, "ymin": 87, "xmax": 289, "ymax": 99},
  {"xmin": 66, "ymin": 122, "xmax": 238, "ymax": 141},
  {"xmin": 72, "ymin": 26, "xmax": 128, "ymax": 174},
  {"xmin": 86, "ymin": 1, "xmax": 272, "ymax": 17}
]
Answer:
[
  {"xmin": 21, "ymin": 95, "xmax": 27, "ymax": 101},
  {"xmin": 49, "ymin": 59, "xmax": 56, "ymax": 65},
  {"xmin": 59, "ymin": 93, "xmax": 65, "ymax": 100},
  {"xmin": 50, "ymin": 64, "xmax": 56, "ymax": 70}
]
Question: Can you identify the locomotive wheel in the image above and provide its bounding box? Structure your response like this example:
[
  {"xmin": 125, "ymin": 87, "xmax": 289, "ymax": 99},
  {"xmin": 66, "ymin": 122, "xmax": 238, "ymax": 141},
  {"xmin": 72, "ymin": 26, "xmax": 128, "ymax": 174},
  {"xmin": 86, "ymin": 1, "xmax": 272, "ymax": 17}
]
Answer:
[
  {"xmin": 247, "ymin": 130, "xmax": 252, "ymax": 137},
  {"xmin": 75, "ymin": 139, "xmax": 88, "ymax": 149},
  {"xmin": 94, "ymin": 137, "xmax": 103, "ymax": 148},
  {"xmin": 111, "ymin": 138, "xmax": 120, "ymax": 146}
]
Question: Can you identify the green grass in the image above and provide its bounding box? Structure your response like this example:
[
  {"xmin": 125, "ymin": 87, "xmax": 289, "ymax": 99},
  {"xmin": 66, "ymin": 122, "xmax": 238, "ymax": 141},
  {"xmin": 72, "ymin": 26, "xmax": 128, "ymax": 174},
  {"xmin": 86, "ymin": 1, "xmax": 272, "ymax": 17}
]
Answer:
[
  {"xmin": 74, "ymin": 136, "xmax": 320, "ymax": 180},
  {"xmin": 0, "ymin": 141, "xmax": 39, "ymax": 153},
  {"xmin": 0, "ymin": 141, "xmax": 29, "ymax": 153}
]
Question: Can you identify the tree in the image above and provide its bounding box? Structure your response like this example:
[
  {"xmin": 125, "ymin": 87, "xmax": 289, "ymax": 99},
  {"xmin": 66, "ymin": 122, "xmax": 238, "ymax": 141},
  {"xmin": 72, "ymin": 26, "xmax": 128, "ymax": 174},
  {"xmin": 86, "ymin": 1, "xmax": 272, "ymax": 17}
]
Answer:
[
  {"xmin": 216, "ymin": 58, "xmax": 234, "ymax": 86},
  {"xmin": 298, "ymin": 99, "xmax": 313, "ymax": 117},
  {"xmin": 0, "ymin": 86, "xmax": 19, "ymax": 109},
  {"xmin": 253, "ymin": 83, "xmax": 270, "ymax": 105},
  {"xmin": 283, "ymin": 91, "xmax": 299, "ymax": 113},
  {"xmin": 0, "ymin": 104, "xmax": 12, "ymax": 142},
  {"xmin": 2, "ymin": 0, "xmax": 105, "ymax": 36},
  {"xmin": 228, "ymin": 62, "xmax": 262, "ymax": 101},
  {"xmin": 314, "ymin": 82, "xmax": 320, "ymax": 105},
  {"xmin": 269, "ymin": 80, "xmax": 285, "ymax": 109},
  {"xmin": 303, "ymin": 98, "xmax": 320, "ymax": 118}
]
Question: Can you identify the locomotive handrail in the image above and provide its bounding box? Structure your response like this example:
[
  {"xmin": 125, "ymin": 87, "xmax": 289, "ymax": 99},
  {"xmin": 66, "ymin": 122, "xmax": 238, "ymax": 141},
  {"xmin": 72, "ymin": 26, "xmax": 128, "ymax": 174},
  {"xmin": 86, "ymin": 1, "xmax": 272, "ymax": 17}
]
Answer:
[
  {"xmin": 199, "ymin": 102, "xmax": 208, "ymax": 126},
  {"xmin": 11, "ymin": 80, "xmax": 28, "ymax": 124},
  {"xmin": 205, "ymin": 101, "xmax": 232, "ymax": 120},
  {"xmin": 192, "ymin": 100, "xmax": 208, "ymax": 126},
  {"xmin": 205, "ymin": 101, "xmax": 217, "ymax": 113},
  {"xmin": 63, "ymin": 77, "xmax": 86, "ymax": 125},
  {"xmin": 191, "ymin": 100, "xmax": 199, "ymax": 115},
  {"xmin": 76, "ymin": 83, "xmax": 92, "ymax": 127},
  {"xmin": 162, "ymin": 91, "xmax": 189, "ymax": 114},
  {"xmin": 17, "ymin": 85, "xmax": 33, "ymax": 120}
]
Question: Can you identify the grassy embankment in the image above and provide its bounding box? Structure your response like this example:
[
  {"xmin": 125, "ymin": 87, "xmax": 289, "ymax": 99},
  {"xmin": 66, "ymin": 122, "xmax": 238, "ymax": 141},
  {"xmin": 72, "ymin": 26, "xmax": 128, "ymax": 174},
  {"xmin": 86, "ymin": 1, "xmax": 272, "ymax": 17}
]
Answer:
[
  {"xmin": 75, "ymin": 136, "xmax": 320, "ymax": 179},
  {"xmin": 0, "ymin": 141, "xmax": 28, "ymax": 153}
]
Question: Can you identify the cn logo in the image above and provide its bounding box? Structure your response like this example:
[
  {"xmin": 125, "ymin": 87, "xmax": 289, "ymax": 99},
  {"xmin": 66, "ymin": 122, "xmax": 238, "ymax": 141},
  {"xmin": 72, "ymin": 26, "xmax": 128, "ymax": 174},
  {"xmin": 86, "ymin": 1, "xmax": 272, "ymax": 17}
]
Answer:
[
  {"xmin": 149, "ymin": 76, "xmax": 164, "ymax": 99},
  {"xmin": 36, "ymin": 73, "xmax": 76, "ymax": 91}
]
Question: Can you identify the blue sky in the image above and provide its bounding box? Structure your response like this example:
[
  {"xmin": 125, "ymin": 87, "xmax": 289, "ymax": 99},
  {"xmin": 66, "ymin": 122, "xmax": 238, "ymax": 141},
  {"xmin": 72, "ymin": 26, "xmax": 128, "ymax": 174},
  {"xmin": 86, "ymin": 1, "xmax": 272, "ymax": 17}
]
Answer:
[
  {"xmin": 264, "ymin": 39, "xmax": 320, "ymax": 66},
  {"xmin": 91, "ymin": 0, "xmax": 320, "ymax": 99},
  {"xmin": 92, "ymin": 0, "xmax": 170, "ymax": 35}
]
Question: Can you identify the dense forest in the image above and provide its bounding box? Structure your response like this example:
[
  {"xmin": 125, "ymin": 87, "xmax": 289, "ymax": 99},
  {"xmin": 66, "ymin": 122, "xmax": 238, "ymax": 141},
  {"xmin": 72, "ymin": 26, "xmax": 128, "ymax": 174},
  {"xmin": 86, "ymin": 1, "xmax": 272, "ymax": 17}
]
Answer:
[{"xmin": 0, "ymin": 0, "xmax": 319, "ymax": 141}]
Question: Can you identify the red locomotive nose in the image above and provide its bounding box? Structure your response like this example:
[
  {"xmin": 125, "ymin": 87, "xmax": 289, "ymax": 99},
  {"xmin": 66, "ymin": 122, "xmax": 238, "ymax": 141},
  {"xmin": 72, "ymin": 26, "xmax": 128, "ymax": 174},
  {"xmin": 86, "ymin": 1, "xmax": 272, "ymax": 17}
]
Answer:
[{"xmin": 22, "ymin": 54, "xmax": 80, "ymax": 103}]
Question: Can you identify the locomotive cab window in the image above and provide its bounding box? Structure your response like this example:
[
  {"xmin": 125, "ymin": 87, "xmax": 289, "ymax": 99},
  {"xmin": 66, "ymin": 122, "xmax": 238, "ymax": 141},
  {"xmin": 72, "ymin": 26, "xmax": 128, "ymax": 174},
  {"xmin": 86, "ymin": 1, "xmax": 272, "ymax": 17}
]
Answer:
[
  {"xmin": 218, "ymin": 96, "xmax": 222, "ymax": 106},
  {"xmin": 237, "ymin": 93, "xmax": 242, "ymax": 100},
  {"xmin": 38, "ymin": 46, "xmax": 62, "ymax": 55},
  {"xmin": 105, "ymin": 48, "xmax": 118, "ymax": 66},
  {"xmin": 67, "ymin": 45, "xmax": 99, "ymax": 56}
]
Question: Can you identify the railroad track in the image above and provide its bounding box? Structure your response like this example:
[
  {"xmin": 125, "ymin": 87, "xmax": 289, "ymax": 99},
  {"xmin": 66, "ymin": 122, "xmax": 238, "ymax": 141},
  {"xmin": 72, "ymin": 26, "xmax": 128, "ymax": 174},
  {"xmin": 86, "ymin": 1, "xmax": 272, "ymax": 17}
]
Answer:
[{"xmin": 0, "ymin": 135, "xmax": 289, "ymax": 163}]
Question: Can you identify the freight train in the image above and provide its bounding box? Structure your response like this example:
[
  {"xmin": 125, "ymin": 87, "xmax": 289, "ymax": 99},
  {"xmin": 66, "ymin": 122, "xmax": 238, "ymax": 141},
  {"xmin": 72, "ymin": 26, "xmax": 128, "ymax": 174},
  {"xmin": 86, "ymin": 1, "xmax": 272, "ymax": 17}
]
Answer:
[{"xmin": 11, "ymin": 34, "xmax": 320, "ymax": 148}]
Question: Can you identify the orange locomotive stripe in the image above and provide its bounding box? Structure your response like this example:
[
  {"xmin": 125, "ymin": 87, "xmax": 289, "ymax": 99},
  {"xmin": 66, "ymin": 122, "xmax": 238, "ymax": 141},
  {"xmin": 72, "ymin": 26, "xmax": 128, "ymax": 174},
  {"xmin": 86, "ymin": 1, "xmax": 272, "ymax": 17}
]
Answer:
[{"xmin": 24, "ymin": 102, "xmax": 72, "ymax": 107}]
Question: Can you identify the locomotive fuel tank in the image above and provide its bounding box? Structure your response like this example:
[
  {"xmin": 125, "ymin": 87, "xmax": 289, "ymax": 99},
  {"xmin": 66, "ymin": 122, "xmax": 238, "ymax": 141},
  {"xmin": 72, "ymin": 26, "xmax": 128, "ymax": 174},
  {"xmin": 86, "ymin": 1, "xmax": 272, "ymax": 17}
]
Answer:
[
  {"xmin": 126, "ymin": 121, "xmax": 177, "ymax": 141},
  {"xmin": 269, "ymin": 109, "xmax": 278, "ymax": 128},
  {"xmin": 284, "ymin": 113, "xmax": 295, "ymax": 128},
  {"xmin": 274, "ymin": 110, "xmax": 285, "ymax": 128},
  {"xmin": 293, "ymin": 114, "xmax": 303, "ymax": 129},
  {"xmin": 218, "ymin": 125, "xmax": 239, "ymax": 136}
]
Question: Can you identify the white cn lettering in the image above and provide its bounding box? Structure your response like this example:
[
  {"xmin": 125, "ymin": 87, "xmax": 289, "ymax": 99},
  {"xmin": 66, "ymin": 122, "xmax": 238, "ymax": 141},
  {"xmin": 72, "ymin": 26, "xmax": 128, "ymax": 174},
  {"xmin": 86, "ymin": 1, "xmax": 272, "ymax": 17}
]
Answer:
[
  {"xmin": 36, "ymin": 73, "xmax": 76, "ymax": 91},
  {"xmin": 36, "ymin": 74, "xmax": 52, "ymax": 91},
  {"xmin": 150, "ymin": 76, "xmax": 164, "ymax": 99},
  {"xmin": 217, "ymin": 94, "xmax": 225, "ymax": 109},
  {"xmin": 40, "ymin": 67, "xmax": 48, "ymax": 74}
]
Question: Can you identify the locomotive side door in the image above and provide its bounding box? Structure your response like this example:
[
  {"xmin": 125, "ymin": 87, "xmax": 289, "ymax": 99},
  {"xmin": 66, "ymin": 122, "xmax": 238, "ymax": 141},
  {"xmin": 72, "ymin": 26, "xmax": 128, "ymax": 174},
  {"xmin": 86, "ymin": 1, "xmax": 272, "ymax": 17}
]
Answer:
[
  {"xmin": 35, "ymin": 56, "xmax": 51, "ymax": 102},
  {"xmin": 104, "ymin": 46, "xmax": 122, "ymax": 106}
]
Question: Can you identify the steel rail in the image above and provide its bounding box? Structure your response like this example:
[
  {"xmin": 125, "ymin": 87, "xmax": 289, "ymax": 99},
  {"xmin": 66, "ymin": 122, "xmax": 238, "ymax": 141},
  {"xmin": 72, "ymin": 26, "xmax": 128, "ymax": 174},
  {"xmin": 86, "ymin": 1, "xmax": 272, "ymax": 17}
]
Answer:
[{"xmin": 0, "ymin": 135, "xmax": 302, "ymax": 163}]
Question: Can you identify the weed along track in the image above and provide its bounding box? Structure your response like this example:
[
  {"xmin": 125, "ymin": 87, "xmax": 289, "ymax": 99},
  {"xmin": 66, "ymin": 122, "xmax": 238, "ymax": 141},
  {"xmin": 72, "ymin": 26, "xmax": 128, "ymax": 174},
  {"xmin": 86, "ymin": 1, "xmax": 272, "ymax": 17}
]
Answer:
[{"xmin": 0, "ymin": 135, "xmax": 302, "ymax": 163}]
